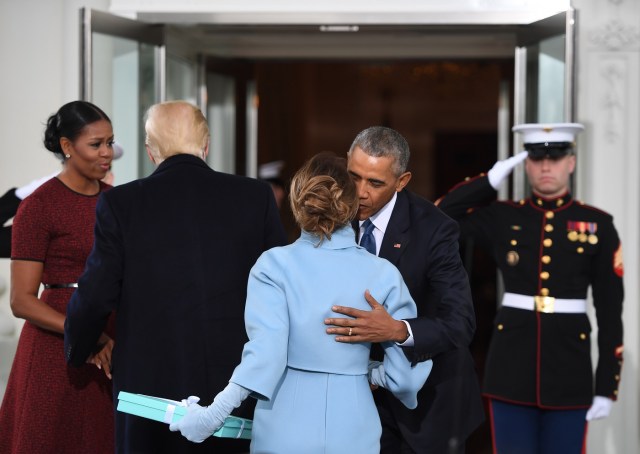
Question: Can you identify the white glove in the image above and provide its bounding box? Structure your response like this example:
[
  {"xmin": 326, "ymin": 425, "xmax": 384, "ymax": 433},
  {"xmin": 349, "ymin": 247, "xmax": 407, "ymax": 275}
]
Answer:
[
  {"xmin": 368, "ymin": 360, "xmax": 387, "ymax": 388},
  {"xmin": 15, "ymin": 171, "xmax": 58, "ymax": 199},
  {"xmin": 181, "ymin": 395, "xmax": 201, "ymax": 406},
  {"xmin": 586, "ymin": 396, "xmax": 613, "ymax": 421},
  {"xmin": 487, "ymin": 151, "xmax": 528, "ymax": 190},
  {"xmin": 169, "ymin": 382, "xmax": 250, "ymax": 443}
]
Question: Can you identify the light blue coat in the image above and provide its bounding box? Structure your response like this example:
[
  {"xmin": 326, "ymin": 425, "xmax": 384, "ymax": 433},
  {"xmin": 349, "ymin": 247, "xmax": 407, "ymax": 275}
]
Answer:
[{"xmin": 230, "ymin": 226, "xmax": 432, "ymax": 453}]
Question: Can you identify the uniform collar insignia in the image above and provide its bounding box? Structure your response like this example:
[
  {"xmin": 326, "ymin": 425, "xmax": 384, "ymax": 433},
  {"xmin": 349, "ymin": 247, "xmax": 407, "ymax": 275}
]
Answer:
[{"xmin": 530, "ymin": 192, "xmax": 573, "ymax": 211}]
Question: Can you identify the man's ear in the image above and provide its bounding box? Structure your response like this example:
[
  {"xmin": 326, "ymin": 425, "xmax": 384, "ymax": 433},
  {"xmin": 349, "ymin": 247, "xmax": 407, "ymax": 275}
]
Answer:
[
  {"xmin": 145, "ymin": 145, "xmax": 156, "ymax": 164},
  {"xmin": 396, "ymin": 171, "xmax": 412, "ymax": 192},
  {"xmin": 202, "ymin": 142, "xmax": 210, "ymax": 159},
  {"xmin": 567, "ymin": 154, "xmax": 576, "ymax": 174}
]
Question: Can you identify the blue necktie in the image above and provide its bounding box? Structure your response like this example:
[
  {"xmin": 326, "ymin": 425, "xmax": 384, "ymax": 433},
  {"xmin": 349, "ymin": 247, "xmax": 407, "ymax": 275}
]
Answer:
[{"xmin": 360, "ymin": 219, "xmax": 377, "ymax": 255}]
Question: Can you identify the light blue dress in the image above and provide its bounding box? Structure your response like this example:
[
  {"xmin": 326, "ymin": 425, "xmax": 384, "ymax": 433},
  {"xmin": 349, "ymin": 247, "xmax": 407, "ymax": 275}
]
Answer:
[{"xmin": 230, "ymin": 226, "xmax": 432, "ymax": 454}]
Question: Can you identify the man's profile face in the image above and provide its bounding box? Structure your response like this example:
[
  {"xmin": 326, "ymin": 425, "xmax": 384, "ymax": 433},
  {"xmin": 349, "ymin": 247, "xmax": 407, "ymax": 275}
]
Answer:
[
  {"xmin": 347, "ymin": 146, "xmax": 410, "ymax": 221},
  {"xmin": 525, "ymin": 154, "xmax": 576, "ymax": 198}
]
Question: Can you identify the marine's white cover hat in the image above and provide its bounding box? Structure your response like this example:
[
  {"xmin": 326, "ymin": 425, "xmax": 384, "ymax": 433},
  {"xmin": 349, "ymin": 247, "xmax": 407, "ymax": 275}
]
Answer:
[
  {"xmin": 512, "ymin": 123, "xmax": 584, "ymax": 144},
  {"xmin": 113, "ymin": 141, "xmax": 124, "ymax": 160}
]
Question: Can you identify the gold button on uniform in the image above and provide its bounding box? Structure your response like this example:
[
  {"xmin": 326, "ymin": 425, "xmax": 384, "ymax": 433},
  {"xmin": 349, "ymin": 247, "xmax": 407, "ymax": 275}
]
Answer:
[
  {"xmin": 510, "ymin": 239, "xmax": 517, "ymax": 246},
  {"xmin": 543, "ymin": 238, "xmax": 553, "ymax": 247},
  {"xmin": 580, "ymin": 333, "xmax": 587, "ymax": 340},
  {"xmin": 545, "ymin": 224, "xmax": 554, "ymax": 232},
  {"xmin": 546, "ymin": 211, "xmax": 554, "ymax": 219},
  {"xmin": 540, "ymin": 288, "xmax": 549, "ymax": 296},
  {"xmin": 542, "ymin": 255, "xmax": 551, "ymax": 264},
  {"xmin": 577, "ymin": 247, "xmax": 584, "ymax": 254},
  {"xmin": 615, "ymin": 375, "xmax": 620, "ymax": 381},
  {"xmin": 497, "ymin": 324, "xmax": 504, "ymax": 331},
  {"xmin": 614, "ymin": 390, "xmax": 618, "ymax": 396},
  {"xmin": 540, "ymin": 271, "xmax": 550, "ymax": 280}
]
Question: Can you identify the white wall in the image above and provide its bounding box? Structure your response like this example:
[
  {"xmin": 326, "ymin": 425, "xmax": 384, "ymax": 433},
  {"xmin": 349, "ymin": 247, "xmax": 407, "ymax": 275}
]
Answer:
[{"xmin": 574, "ymin": 0, "xmax": 640, "ymax": 452}]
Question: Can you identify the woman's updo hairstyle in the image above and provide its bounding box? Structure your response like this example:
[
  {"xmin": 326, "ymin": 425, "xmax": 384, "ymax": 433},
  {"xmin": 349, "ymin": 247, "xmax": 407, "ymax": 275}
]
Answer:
[
  {"xmin": 289, "ymin": 152, "xmax": 358, "ymax": 243},
  {"xmin": 43, "ymin": 101, "xmax": 111, "ymax": 161}
]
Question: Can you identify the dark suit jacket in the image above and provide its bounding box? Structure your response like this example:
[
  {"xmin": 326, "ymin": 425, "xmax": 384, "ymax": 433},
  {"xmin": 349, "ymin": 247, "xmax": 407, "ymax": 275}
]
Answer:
[
  {"xmin": 64, "ymin": 154, "xmax": 286, "ymax": 453},
  {"xmin": 372, "ymin": 189, "xmax": 484, "ymax": 452}
]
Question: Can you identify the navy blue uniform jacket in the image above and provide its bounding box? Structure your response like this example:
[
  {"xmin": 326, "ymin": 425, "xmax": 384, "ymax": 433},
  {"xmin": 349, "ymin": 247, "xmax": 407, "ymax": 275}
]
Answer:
[
  {"xmin": 437, "ymin": 176, "xmax": 624, "ymax": 408},
  {"xmin": 0, "ymin": 188, "xmax": 20, "ymax": 257},
  {"xmin": 64, "ymin": 154, "xmax": 286, "ymax": 453}
]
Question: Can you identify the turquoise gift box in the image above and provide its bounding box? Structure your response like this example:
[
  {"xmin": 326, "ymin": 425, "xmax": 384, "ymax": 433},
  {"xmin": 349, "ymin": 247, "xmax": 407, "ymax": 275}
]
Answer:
[{"xmin": 117, "ymin": 391, "xmax": 252, "ymax": 440}]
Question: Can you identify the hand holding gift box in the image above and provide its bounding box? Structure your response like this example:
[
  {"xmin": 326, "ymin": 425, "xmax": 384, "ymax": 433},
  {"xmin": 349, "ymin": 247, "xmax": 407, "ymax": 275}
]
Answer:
[
  {"xmin": 169, "ymin": 383, "xmax": 251, "ymax": 443},
  {"xmin": 117, "ymin": 391, "xmax": 252, "ymax": 440}
]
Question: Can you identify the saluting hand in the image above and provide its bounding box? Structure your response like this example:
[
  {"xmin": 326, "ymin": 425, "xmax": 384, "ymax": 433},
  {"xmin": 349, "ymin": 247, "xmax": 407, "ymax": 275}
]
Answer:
[{"xmin": 487, "ymin": 150, "xmax": 528, "ymax": 189}]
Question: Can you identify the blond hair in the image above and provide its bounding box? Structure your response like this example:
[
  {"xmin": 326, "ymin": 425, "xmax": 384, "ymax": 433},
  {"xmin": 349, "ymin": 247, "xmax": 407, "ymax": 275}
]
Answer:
[
  {"xmin": 144, "ymin": 101, "xmax": 209, "ymax": 162},
  {"xmin": 289, "ymin": 152, "xmax": 358, "ymax": 243}
]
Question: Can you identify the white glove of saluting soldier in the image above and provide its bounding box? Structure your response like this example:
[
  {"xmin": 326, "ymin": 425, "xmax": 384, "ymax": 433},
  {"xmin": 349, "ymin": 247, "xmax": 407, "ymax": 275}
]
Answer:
[{"xmin": 487, "ymin": 151, "xmax": 528, "ymax": 190}]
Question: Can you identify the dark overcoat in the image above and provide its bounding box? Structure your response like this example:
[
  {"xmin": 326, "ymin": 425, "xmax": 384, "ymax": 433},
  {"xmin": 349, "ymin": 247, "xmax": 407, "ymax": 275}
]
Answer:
[{"xmin": 65, "ymin": 154, "xmax": 286, "ymax": 453}]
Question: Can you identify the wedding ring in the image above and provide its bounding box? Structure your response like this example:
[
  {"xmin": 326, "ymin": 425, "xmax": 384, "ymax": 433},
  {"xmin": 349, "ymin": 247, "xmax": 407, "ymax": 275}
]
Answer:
[{"xmin": 348, "ymin": 327, "xmax": 353, "ymax": 336}]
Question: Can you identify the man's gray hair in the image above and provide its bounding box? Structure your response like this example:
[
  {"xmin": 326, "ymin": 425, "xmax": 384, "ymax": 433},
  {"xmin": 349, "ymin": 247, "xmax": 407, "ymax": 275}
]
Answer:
[{"xmin": 348, "ymin": 126, "xmax": 410, "ymax": 176}]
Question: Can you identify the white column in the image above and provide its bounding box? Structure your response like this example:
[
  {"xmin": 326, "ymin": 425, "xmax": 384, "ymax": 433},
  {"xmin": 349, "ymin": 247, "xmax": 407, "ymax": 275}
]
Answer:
[{"xmin": 574, "ymin": 1, "xmax": 640, "ymax": 453}]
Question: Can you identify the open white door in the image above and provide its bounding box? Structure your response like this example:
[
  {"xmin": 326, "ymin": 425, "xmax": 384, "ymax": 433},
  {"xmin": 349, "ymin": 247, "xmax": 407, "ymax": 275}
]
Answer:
[{"xmin": 511, "ymin": 9, "xmax": 577, "ymax": 200}]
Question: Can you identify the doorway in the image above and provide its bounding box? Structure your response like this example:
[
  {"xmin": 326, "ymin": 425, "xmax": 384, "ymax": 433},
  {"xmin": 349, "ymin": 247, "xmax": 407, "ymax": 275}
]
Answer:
[
  {"xmin": 81, "ymin": 10, "xmax": 574, "ymax": 453},
  {"xmin": 247, "ymin": 59, "xmax": 511, "ymax": 237},
  {"xmin": 207, "ymin": 57, "xmax": 507, "ymax": 453}
]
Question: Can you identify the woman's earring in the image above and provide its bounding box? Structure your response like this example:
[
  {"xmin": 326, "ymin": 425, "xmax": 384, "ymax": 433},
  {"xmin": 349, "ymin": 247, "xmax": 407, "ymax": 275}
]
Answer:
[{"xmin": 65, "ymin": 154, "xmax": 71, "ymax": 159}]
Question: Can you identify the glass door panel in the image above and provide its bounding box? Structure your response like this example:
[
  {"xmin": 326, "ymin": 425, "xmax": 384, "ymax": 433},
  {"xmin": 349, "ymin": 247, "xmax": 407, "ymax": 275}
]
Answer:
[
  {"xmin": 512, "ymin": 10, "xmax": 576, "ymax": 200},
  {"xmin": 536, "ymin": 35, "xmax": 566, "ymax": 123},
  {"xmin": 204, "ymin": 59, "xmax": 256, "ymax": 177},
  {"xmin": 522, "ymin": 34, "xmax": 567, "ymax": 124},
  {"xmin": 206, "ymin": 73, "xmax": 236, "ymax": 174},
  {"xmin": 167, "ymin": 55, "xmax": 198, "ymax": 104},
  {"xmin": 81, "ymin": 8, "xmax": 164, "ymax": 183},
  {"xmin": 91, "ymin": 33, "xmax": 157, "ymax": 184}
]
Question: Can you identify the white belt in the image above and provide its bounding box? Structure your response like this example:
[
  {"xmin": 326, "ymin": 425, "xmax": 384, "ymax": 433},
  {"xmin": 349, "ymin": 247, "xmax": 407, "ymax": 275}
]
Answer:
[{"xmin": 502, "ymin": 292, "xmax": 587, "ymax": 314}]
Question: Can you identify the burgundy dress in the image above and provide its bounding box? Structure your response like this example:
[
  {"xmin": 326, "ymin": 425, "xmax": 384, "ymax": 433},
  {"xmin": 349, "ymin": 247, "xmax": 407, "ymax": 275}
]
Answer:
[{"xmin": 0, "ymin": 178, "xmax": 114, "ymax": 454}]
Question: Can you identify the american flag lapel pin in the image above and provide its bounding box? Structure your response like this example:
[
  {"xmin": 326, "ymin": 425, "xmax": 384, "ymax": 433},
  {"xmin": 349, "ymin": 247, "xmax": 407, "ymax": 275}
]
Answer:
[{"xmin": 393, "ymin": 243, "xmax": 401, "ymax": 248}]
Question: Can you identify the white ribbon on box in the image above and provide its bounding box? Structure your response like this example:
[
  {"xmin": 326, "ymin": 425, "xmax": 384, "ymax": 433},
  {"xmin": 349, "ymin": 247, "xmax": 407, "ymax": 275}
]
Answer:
[{"xmin": 163, "ymin": 395, "xmax": 200, "ymax": 424}]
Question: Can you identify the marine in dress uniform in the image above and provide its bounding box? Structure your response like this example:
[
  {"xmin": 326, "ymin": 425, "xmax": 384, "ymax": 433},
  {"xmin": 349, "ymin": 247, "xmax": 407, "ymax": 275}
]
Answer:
[{"xmin": 436, "ymin": 123, "xmax": 624, "ymax": 454}]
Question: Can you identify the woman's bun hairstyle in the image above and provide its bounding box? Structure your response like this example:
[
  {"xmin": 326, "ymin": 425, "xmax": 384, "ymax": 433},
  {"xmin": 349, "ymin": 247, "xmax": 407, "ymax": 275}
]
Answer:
[
  {"xmin": 43, "ymin": 101, "xmax": 111, "ymax": 160},
  {"xmin": 289, "ymin": 152, "xmax": 358, "ymax": 242}
]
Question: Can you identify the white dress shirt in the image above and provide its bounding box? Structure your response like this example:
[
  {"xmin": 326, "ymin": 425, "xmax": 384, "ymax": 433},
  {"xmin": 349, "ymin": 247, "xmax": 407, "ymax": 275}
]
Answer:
[{"xmin": 358, "ymin": 192, "xmax": 415, "ymax": 346}]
